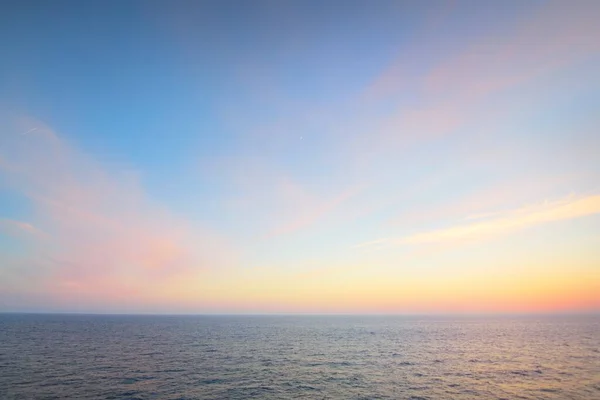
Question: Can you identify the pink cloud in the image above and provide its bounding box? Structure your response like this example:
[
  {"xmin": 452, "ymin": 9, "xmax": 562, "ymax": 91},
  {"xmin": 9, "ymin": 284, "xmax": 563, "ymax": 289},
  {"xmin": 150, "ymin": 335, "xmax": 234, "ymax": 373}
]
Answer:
[
  {"xmin": 264, "ymin": 183, "xmax": 364, "ymax": 239},
  {"xmin": 214, "ymin": 154, "xmax": 367, "ymax": 240},
  {"xmin": 0, "ymin": 219, "xmax": 44, "ymax": 237},
  {"xmin": 361, "ymin": 0, "xmax": 457, "ymax": 102},
  {"xmin": 0, "ymin": 117, "xmax": 236, "ymax": 303},
  {"xmin": 424, "ymin": 1, "xmax": 600, "ymax": 101},
  {"xmin": 358, "ymin": 0, "xmax": 600, "ymax": 158}
]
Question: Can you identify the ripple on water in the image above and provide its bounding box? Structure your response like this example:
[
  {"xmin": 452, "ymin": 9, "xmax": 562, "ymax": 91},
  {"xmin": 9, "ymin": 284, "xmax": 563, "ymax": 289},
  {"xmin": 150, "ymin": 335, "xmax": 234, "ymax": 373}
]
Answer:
[{"xmin": 0, "ymin": 314, "xmax": 598, "ymax": 400}]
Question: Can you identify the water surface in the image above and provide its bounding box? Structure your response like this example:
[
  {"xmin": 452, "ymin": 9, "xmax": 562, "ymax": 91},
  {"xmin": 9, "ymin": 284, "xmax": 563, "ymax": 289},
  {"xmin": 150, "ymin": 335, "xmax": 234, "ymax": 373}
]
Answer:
[{"xmin": 0, "ymin": 314, "xmax": 598, "ymax": 399}]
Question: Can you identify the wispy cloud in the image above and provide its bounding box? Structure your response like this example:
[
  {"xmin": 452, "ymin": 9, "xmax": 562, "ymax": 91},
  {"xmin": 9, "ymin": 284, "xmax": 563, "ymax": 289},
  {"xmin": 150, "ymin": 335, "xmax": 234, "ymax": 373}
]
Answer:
[
  {"xmin": 361, "ymin": 0, "xmax": 600, "ymax": 154},
  {"xmin": 388, "ymin": 173, "xmax": 577, "ymax": 228},
  {"xmin": 425, "ymin": 0, "xmax": 600, "ymax": 97},
  {"xmin": 218, "ymin": 155, "xmax": 367, "ymax": 240},
  {"xmin": 358, "ymin": 194, "xmax": 600, "ymax": 248},
  {"xmin": 0, "ymin": 117, "xmax": 236, "ymax": 302},
  {"xmin": 0, "ymin": 219, "xmax": 44, "ymax": 237},
  {"xmin": 264, "ymin": 182, "xmax": 364, "ymax": 239}
]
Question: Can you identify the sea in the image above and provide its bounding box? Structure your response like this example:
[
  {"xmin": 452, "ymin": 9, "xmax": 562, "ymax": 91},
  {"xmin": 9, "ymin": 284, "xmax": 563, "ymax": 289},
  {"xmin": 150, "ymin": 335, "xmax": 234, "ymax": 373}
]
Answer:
[{"xmin": 0, "ymin": 314, "xmax": 598, "ymax": 399}]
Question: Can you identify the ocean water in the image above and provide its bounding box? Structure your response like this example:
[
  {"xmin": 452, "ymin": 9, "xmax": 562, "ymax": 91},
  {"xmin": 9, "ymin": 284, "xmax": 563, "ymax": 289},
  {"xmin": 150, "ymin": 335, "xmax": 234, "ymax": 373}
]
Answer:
[{"xmin": 0, "ymin": 314, "xmax": 598, "ymax": 399}]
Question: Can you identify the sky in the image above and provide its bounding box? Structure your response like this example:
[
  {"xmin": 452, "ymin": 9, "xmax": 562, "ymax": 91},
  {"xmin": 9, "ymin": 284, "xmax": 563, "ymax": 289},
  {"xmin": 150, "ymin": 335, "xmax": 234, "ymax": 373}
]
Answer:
[{"xmin": 0, "ymin": 0, "xmax": 599, "ymax": 314}]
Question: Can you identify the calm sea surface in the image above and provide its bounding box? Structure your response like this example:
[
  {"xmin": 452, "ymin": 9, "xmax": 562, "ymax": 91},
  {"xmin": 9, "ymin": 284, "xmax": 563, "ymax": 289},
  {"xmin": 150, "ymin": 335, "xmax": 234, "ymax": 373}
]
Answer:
[{"xmin": 0, "ymin": 314, "xmax": 598, "ymax": 399}]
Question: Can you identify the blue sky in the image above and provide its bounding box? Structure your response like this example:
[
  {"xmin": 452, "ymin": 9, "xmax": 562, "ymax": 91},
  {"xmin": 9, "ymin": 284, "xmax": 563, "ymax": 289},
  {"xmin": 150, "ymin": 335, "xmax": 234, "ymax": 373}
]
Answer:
[{"xmin": 0, "ymin": 0, "xmax": 599, "ymax": 313}]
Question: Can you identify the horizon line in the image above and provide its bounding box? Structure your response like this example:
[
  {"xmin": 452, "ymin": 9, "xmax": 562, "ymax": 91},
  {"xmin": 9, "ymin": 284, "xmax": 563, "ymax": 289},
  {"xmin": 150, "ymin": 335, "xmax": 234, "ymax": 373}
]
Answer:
[{"xmin": 1, "ymin": 311, "xmax": 598, "ymax": 317}]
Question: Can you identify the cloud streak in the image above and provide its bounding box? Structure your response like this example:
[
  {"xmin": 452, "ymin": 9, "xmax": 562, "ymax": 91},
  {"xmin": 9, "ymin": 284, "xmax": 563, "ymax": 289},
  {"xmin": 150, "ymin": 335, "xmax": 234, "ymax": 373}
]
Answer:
[
  {"xmin": 0, "ymin": 117, "xmax": 235, "ymax": 305},
  {"xmin": 264, "ymin": 182, "xmax": 365, "ymax": 239},
  {"xmin": 358, "ymin": 194, "xmax": 600, "ymax": 248},
  {"xmin": 0, "ymin": 219, "xmax": 45, "ymax": 237},
  {"xmin": 360, "ymin": 0, "xmax": 600, "ymax": 156}
]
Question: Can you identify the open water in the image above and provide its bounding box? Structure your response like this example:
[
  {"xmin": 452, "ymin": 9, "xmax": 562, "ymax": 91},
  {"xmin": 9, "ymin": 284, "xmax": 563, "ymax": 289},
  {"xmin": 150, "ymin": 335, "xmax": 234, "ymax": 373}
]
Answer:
[{"xmin": 0, "ymin": 314, "xmax": 598, "ymax": 399}]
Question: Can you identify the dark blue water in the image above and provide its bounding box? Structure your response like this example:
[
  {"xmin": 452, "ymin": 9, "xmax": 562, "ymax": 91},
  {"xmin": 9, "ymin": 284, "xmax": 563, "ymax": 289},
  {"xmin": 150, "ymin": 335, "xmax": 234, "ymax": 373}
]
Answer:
[{"xmin": 0, "ymin": 314, "xmax": 598, "ymax": 399}]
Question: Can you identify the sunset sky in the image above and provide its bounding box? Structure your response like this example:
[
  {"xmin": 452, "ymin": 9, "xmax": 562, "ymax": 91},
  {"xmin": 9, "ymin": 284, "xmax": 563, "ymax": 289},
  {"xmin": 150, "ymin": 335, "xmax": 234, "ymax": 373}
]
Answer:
[{"xmin": 1, "ymin": 0, "xmax": 599, "ymax": 314}]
